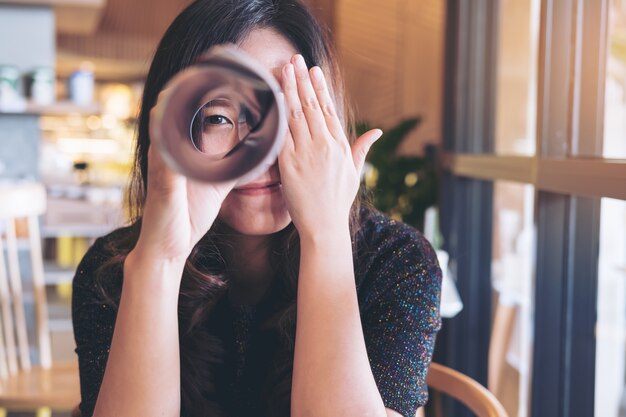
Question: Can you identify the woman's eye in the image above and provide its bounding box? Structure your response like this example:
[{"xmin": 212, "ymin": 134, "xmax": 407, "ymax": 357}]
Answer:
[
  {"xmin": 238, "ymin": 108, "xmax": 259, "ymax": 128},
  {"xmin": 204, "ymin": 115, "xmax": 232, "ymax": 126}
]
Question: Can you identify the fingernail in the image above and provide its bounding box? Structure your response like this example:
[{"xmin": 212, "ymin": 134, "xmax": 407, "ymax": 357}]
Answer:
[
  {"xmin": 294, "ymin": 54, "xmax": 307, "ymax": 70},
  {"xmin": 373, "ymin": 129, "xmax": 383, "ymax": 141},
  {"xmin": 311, "ymin": 66, "xmax": 323, "ymax": 82}
]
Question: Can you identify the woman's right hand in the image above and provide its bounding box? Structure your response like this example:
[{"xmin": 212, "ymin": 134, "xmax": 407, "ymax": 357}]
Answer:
[{"xmin": 130, "ymin": 140, "xmax": 237, "ymax": 265}]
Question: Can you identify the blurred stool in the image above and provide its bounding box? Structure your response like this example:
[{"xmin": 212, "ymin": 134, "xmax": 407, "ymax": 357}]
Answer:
[{"xmin": 0, "ymin": 182, "xmax": 79, "ymax": 417}]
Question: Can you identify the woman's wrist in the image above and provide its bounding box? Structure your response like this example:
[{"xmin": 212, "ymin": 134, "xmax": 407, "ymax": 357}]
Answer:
[
  {"xmin": 299, "ymin": 221, "xmax": 351, "ymax": 250},
  {"xmin": 298, "ymin": 216, "xmax": 351, "ymax": 243},
  {"xmin": 130, "ymin": 237, "xmax": 191, "ymax": 266},
  {"xmin": 124, "ymin": 249, "xmax": 187, "ymax": 292}
]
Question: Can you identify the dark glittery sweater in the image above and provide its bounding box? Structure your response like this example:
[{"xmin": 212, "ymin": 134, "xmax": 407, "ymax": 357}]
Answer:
[{"xmin": 72, "ymin": 208, "xmax": 442, "ymax": 417}]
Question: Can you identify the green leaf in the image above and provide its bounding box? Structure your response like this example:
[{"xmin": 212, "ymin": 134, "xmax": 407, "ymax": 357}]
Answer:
[{"xmin": 354, "ymin": 116, "xmax": 436, "ymax": 230}]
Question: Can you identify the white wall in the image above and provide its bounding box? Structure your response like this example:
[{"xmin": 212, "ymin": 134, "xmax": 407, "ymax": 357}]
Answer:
[
  {"xmin": 0, "ymin": 4, "xmax": 55, "ymax": 179},
  {"xmin": 0, "ymin": 5, "xmax": 55, "ymax": 72}
]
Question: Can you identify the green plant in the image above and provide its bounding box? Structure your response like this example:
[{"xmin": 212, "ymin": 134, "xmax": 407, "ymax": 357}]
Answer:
[{"xmin": 357, "ymin": 117, "xmax": 438, "ymax": 230}]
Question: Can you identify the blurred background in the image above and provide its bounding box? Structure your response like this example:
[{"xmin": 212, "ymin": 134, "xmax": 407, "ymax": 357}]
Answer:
[{"xmin": 0, "ymin": 0, "xmax": 625, "ymax": 417}]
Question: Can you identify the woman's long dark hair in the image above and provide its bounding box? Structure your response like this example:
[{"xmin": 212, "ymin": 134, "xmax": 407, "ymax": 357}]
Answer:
[{"xmin": 96, "ymin": 1, "xmax": 365, "ymax": 416}]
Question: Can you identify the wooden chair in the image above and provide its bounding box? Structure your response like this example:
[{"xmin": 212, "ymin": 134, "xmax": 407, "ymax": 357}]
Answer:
[
  {"xmin": 68, "ymin": 362, "xmax": 507, "ymax": 417},
  {"xmin": 0, "ymin": 182, "xmax": 80, "ymax": 416},
  {"xmin": 426, "ymin": 362, "xmax": 508, "ymax": 417}
]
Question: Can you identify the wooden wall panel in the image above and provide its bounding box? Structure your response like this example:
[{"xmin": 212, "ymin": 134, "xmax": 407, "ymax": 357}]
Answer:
[
  {"xmin": 337, "ymin": 0, "xmax": 401, "ymax": 126},
  {"xmin": 303, "ymin": 0, "xmax": 336, "ymax": 32},
  {"xmin": 336, "ymin": 0, "xmax": 445, "ymax": 154}
]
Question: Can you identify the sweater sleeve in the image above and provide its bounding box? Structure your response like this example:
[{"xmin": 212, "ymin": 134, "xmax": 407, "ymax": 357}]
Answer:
[
  {"xmin": 359, "ymin": 220, "xmax": 442, "ymax": 417},
  {"xmin": 72, "ymin": 237, "xmax": 121, "ymax": 417}
]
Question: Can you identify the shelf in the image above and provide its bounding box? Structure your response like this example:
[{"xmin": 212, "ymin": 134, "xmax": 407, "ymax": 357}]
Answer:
[
  {"xmin": 29, "ymin": 101, "xmax": 101, "ymax": 115},
  {"xmin": 0, "ymin": 101, "xmax": 101, "ymax": 116}
]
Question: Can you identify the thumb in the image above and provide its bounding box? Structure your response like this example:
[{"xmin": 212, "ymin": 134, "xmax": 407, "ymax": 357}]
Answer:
[{"xmin": 351, "ymin": 129, "xmax": 383, "ymax": 174}]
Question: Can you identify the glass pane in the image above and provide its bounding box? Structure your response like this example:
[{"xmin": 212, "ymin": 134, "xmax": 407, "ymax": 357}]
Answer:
[
  {"xmin": 490, "ymin": 181, "xmax": 535, "ymax": 417},
  {"xmin": 494, "ymin": 0, "xmax": 540, "ymax": 155},
  {"xmin": 595, "ymin": 198, "xmax": 626, "ymax": 416},
  {"xmin": 604, "ymin": 1, "xmax": 626, "ymax": 159}
]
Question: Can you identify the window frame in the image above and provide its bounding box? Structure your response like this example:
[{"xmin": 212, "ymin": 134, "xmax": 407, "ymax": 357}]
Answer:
[{"xmin": 440, "ymin": 0, "xmax": 624, "ymax": 416}]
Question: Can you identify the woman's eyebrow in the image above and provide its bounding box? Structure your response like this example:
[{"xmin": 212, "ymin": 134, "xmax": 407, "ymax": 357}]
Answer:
[{"xmin": 203, "ymin": 98, "xmax": 234, "ymax": 108}]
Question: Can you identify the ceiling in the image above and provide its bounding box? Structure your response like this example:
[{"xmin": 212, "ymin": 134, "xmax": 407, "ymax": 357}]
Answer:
[
  {"xmin": 57, "ymin": 0, "xmax": 192, "ymax": 81},
  {"xmin": 56, "ymin": 0, "xmax": 334, "ymax": 82}
]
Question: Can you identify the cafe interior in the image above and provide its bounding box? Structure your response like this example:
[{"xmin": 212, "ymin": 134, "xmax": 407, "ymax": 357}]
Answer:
[{"xmin": 0, "ymin": 0, "xmax": 625, "ymax": 416}]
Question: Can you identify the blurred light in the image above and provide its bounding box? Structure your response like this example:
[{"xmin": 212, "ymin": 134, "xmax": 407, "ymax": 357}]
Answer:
[
  {"xmin": 57, "ymin": 138, "xmax": 119, "ymax": 155},
  {"xmin": 404, "ymin": 172, "xmax": 419, "ymax": 187},
  {"xmin": 66, "ymin": 114, "xmax": 84, "ymax": 128},
  {"xmin": 398, "ymin": 195, "xmax": 410, "ymax": 209},
  {"xmin": 101, "ymin": 114, "xmax": 117, "ymax": 129},
  {"xmin": 101, "ymin": 84, "xmax": 133, "ymax": 119},
  {"xmin": 39, "ymin": 116, "xmax": 65, "ymax": 131},
  {"xmin": 86, "ymin": 115, "xmax": 102, "ymax": 131},
  {"xmin": 364, "ymin": 163, "xmax": 379, "ymax": 188}
]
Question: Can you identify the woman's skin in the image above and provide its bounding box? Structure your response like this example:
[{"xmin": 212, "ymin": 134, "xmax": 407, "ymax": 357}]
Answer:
[{"xmin": 92, "ymin": 28, "xmax": 402, "ymax": 417}]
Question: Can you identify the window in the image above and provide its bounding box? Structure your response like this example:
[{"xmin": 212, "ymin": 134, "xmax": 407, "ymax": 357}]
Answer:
[
  {"xmin": 604, "ymin": 1, "xmax": 626, "ymax": 159},
  {"xmin": 494, "ymin": 0, "xmax": 540, "ymax": 155},
  {"xmin": 490, "ymin": 181, "xmax": 535, "ymax": 417},
  {"xmin": 439, "ymin": 2, "xmax": 626, "ymax": 417},
  {"xmin": 595, "ymin": 198, "xmax": 626, "ymax": 417}
]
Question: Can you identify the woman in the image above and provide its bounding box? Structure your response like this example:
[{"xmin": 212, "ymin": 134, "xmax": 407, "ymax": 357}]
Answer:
[{"xmin": 72, "ymin": 1, "xmax": 442, "ymax": 416}]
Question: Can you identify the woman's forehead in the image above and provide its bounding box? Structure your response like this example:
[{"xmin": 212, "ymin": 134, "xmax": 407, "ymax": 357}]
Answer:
[{"xmin": 238, "ymin": 27, "xmax": 299, "ymax": 83}]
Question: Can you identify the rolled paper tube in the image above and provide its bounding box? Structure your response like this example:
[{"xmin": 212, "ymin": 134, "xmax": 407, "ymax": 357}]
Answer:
[{"xmin": 150, "ymin": 45, "xmax": 287, "ymax": 184}]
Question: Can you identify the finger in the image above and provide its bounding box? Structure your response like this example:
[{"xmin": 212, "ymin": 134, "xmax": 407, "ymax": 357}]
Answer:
[
  {"xmin": 148, "ymin": 106, "xmax": 174, "ymax": 175},
  {"xmin": 309, "ymin": 66, "xmax": 345, "ymax": 142},
  {"xmin": 188, "ymin": 176, "xmax": 237, "ymax": 204},
  {"xmin": 281, "ymin": 127, "xmax": 296, "ymax": 155},
  {"xmin": 278, "ymin": 135, "xmax": 289, "ymax": 164},
  {"xmin": 145, "ymin": 144, "xmax": 186, "ymax": 197},
  {"xmin": 147, "ymin": 106, "xmax": 187, "ymax": 194},
  {"xmin": 278, "ymin": 91, "xmax": 298, "ymax": 152},
  {"xmin": 283, "ymin": 63, "xmax": 312, "ymax": 149},
  {"xmin": 278, "ymin": 128, "xmax": 296, "ymax": 173},
  {"xmin": 351, "ymin": 129, "xmax": 383, "ymax": 175},
  {"xmin": 291, "ymin": 54, "xmax": 331, "ymax": 141}
]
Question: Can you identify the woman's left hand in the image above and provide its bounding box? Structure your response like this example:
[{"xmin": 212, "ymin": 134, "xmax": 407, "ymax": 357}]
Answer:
[{"xmin": 278, "ymin": 54, "xmax": 383, "ymax": 238}]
